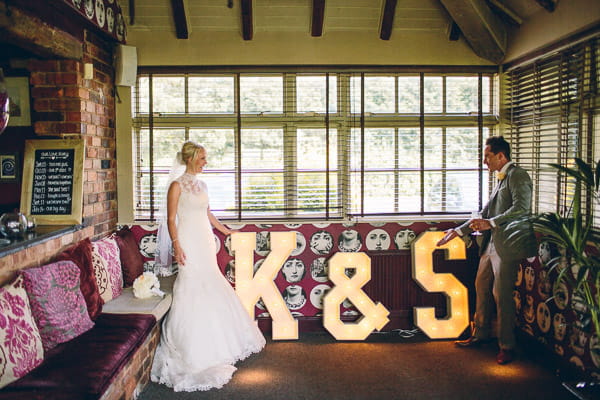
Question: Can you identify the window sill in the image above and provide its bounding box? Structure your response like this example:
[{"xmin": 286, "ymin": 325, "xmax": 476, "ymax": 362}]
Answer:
[{"xmin": 0, "ymin": 224, "xmax": 81, "ymax": 259}]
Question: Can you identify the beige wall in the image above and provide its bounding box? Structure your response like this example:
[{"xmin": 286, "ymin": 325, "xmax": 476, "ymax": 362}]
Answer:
[
  {"xmin": 504, "ymin": 0, "xmax": 600, "ymax": 62},
  {"xmin": 126, "ymin": 30, "xmax": 491, "ymax": 67},
  {"xmin": 116, "ymin": 87, "xmax": 134, "ymax": 224}
]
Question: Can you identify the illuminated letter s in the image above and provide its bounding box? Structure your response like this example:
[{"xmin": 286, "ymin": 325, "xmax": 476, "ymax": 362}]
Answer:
[{"xmin": 412, "ymin": 231, "xmax": 469, "ymax": 339}]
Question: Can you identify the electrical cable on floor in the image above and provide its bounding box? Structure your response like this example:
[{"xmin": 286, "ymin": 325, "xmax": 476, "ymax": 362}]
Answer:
[
  {"xmin": 391, "ymin": 328, "xmax": 421, "ymax": 338},
  {"xmin": 371, "ymin": 328, "xmax": 421, "ymax": 338}
]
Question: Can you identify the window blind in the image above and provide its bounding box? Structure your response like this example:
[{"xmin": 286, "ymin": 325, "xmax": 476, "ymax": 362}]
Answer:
[
  {"xmin": 505, "ymin": 34, "xmax": 599, "ymax": 230},
  {"xmin": 132, "ymin": 68, "xmax": 497, "ymax": 221}
]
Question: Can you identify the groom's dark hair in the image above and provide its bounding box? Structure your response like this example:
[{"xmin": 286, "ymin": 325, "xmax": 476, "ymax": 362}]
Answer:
[{"xmin": 486, "ymin": 136, "xmax": 511, "ymax": 161}]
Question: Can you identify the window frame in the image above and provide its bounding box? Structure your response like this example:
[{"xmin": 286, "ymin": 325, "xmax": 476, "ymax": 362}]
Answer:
[{"xmin": 132, "ymin": 67, "xmax": 498, "ymax": 222}]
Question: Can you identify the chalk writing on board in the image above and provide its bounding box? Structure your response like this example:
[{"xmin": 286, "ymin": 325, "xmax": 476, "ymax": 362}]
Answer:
[{"xmin": 30, "ymin": 149, "xmax": 74, "ymax": 215}]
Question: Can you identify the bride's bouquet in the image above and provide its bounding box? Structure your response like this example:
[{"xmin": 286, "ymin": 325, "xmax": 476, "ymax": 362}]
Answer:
[{"xmin": 133, "ymin": 271, "xmax": 165, "ymax": 299}]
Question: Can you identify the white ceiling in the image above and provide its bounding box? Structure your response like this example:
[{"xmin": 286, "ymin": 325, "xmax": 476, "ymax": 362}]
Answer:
[{"xmin": 121, "ymin": 0, "xmax": 544, "ymax": 36}]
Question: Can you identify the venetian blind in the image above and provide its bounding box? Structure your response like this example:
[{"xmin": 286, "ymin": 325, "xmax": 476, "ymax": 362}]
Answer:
[
  {"xmin": 132, "ymin": 68, "xmax": 497, "ymax": 222},
  {"xmin": 505, "ymin": 34, "xmax": 599, "ymax": 230}
]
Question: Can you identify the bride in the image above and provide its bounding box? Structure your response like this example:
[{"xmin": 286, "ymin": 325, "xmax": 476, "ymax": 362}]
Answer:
[{"xmin": 151, "ymin": 141, "xmax": 266, "ymax": 392}]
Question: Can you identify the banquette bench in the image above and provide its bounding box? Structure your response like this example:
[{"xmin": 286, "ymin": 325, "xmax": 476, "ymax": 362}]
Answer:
[{"xmin": 0, "ymin": 227, "xmax": 173, "ymax": 400}]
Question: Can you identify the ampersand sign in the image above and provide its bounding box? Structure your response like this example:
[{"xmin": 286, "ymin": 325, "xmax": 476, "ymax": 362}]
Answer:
[{"xmin": 323, "ymin": 252, "xmax": 390, "ymax": 340}]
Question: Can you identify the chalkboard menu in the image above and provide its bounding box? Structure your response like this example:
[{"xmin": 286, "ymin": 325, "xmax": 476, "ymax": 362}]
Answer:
[
  {"xmin": 21, "ymin": 139, "xmax": 84, "ymax": 225},
  {"xmin": 31, "ymin": 149, "xmax": 75, "ymax": 215}
]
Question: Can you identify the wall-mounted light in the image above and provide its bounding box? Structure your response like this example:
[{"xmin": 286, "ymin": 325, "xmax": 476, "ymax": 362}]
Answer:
[
  {"xmin": 323, "ymin": 252, "xmax": 390, "ymax": 340},
  {"xmin": 411, "ymin": 231, "xmax": 469, "ymax": 339},
  {"xmin": 232, "ymin": 231, "xmax": 298, "ymax": 340}
]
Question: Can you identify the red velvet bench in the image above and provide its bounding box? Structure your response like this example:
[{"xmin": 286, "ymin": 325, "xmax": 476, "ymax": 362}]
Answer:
[{"xmin": 0, "ymin": 313, "xmax": 157, "ymax": 400}]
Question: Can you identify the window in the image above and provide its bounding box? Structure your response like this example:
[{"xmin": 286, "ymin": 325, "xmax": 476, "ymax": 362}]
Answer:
[
  {"xmin": 505, "ymin": 36, "xmax": 599, "ymax": 230},
  {"xmin": 132, "ymin": 69, "xmax": 497, "ymax": 221}
]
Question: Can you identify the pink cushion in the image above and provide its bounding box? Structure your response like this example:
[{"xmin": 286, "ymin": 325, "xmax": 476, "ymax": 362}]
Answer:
[
  {"xmin": 0, "ymin": 275, "xmax": 44, "ymax": 388},
  {"xmin": 91, "ymin": 237, "xmax": 123, "ymax": 302},
  {"xmin": 21, "ymin": 261, "xmax": 95, "ymax": 352},
  {"xmin": 55, "ymin": 238, "xmax": 103, "ymax": 321}
]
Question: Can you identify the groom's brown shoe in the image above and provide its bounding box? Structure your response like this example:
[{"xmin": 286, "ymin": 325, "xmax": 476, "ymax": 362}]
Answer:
[
  {"xmin": 496, "ymin": 349, "xmax": 515, "ymax": 364},
  {"xmin": 454, "ymin": 336, "xmax": 492, "ymax": 348}
]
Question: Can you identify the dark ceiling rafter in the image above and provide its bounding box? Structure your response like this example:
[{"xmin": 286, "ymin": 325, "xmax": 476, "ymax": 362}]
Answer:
[
  {"xmin": 439, "ymin": 0, "xmax": 507, "ymax": 64},
  {"xmin": 311, "ymin": 0, "xmax": 325, "ymax": 37},
  {"xmin": 129, "ymin": 0, "xmax": 135, "ymax": 25},
  {"xmin": 447, "ymin": 21, "xmax": 461, "ymax": 41},
  {"xmin": 171, "ymin": 0, "xmax": 189, "ymax": 39},
  {"xmin": 535, "ymin": 0, "xmax": 557, "ymax": 12},
  {"xmin": 379, "ymin": 0, "xmax": 397, "ymax": 40},
  {"xmin": 241, "ymin": 0, "xmax": 253, "ymax": 40},
  {"xmin": 487, "ymin": 0, "xmax": 523, "ymax": 26}
]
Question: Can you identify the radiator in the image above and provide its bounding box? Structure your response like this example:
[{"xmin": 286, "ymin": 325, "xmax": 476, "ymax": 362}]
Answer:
[{"xmin": 363, "ymin": 250, "xmax": 452, "ymax": 330}]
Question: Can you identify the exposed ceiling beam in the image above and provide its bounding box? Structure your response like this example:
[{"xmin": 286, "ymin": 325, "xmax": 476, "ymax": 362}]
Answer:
[
  {"xmin": 488, "ymin": 0, "xmax": 523, "ymax": 26},
  {"xmin": 535, "ymin": 0, "xmax": 557, "ymax": 12},
  {"xmin": 171, "ymin": 0, "xmax": 189, "ymax": 39},
  {"xmin": 129, "ymin": 0, "xmax": 135, "ymax": 25},
  {"xmin": 311, "ymin": 0, "xmax": 325, "ymax": 37},
  {"xmin": 0, "ymin": 3, "xmax": 82, "ymax": 59},
  {"xmin": 380, "ymin": 0, "xmax": 397, "ymax": 40},
  {"xmin": 439, "ymin": 0, "xmax": 507, "ymax": 64},
  {"xmin": 241, "ymin": 0, "xmax": 253, "ymax": 40},
  {"xmin": 447, "ymin": 21, "xmax": 461, "ymax": 41}
]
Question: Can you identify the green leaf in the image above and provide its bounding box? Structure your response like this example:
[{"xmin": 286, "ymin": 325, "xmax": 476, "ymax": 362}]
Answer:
[
  {"xmin": 549, "ymin": 162, "xmax": 587, "ymax": 184},
  {"xmin": 595, "ymin": 159, "xmax": 600, "ymax": 191},
  {"xmin": 574, "ymin": 158, "xmax": 594, "ymax": 187}
]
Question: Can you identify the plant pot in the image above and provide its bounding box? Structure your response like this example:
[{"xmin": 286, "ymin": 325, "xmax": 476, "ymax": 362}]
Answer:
[{"xmin": 562, "ymin": 380, "xmax": 600, "ymax": 400}]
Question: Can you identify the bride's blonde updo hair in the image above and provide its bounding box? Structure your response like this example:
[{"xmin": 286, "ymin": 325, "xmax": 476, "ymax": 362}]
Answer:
[{"xmin": 178, "ymin": 141, "xmax": 205, "ymax": 165}]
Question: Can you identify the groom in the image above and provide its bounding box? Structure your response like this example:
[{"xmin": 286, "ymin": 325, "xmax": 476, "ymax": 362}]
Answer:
[{"xmin": 437, "ymin": 136, "xmax": 536, "ymax": 365}]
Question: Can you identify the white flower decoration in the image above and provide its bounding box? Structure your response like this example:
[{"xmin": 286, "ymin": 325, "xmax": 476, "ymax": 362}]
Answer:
[{"xmin": 133, "ymin": 271, "xmax": 165, "ymax": 299}]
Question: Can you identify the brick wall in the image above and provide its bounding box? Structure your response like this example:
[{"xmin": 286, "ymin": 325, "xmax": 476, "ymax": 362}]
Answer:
[
  {"xmin": 28, "ymin": 29, "xmax": 117, "ymax": 238},
  {"xmin": 0, "ymin": 29, "xmax": 117, "ymax": 276}
]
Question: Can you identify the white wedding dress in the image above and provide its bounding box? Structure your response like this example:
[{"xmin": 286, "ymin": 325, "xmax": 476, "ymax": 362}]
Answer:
[{"xmin": 151, "ymin": 173, "xmax": 266, "ymax": 392}]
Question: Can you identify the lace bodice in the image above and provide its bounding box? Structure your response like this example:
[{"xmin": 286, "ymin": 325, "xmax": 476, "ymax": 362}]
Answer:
[{"xmin": 176, "ymin": 173, "xmax": 206, "ymax": 194}]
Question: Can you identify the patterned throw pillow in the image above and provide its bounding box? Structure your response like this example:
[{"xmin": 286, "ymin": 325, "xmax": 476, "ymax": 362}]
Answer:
[
  {"xmin": 114, "ymin": 227, "xmax": 144, "ymax": 287},
  {"xmin": 92, "ymin": 236, "xmax": 123, "ymax": 302},
  {"xmin": 55, "ymin": 238, "xmax": 103, "ymax": 320},
  {"xmin": 0, "ymin": 275, "xmax": 44, "ymax": 388},
  {"xmin": 21, "ymin": 261, "xmax": 95, "ymax": 352}
]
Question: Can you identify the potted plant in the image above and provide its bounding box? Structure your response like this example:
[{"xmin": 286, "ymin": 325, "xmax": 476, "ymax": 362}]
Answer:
[
  {"xmin": 510, "ymin": 158, "xmax": 599, "ymax": 397},
  {"xmin": 538, "ymin": 159, "xmax": 599, "ymax": 333}
]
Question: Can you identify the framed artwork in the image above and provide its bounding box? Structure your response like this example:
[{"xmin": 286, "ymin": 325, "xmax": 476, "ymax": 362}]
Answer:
[
  {"xmin": 6, "ymin": 77, "xmax": 31, "ymax": 126},
  {"xmin": 0, "ymin": 153, "xmax": 19, "ymax": 182}
]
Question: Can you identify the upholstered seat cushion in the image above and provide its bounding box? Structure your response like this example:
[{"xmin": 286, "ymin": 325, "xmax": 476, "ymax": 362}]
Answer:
[
  {"xmin": 102, "ymin": 274, "xmax": 176, "ymax": 320},
  {"xmin": 0, "ymin": 313, "xmax": 156, "ymax": 400}
]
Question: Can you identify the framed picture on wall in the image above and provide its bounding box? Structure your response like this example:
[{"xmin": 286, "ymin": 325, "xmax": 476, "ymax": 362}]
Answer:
[
  {"xmin": 6, "ymin": 77, "xmax": 31, "ymax": 126},
  {"xmin": 20, "ymin": 139, "xmax": 84, "ymax": 225},
  {"xmin": 0, "ymin": 153, "xmax": 19, "ymax": 182}
]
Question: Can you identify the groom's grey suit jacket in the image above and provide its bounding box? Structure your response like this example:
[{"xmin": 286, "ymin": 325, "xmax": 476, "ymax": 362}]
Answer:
[{"xmin": 460, "ymin": 163, "xmax": 537, "ymax": 261}]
